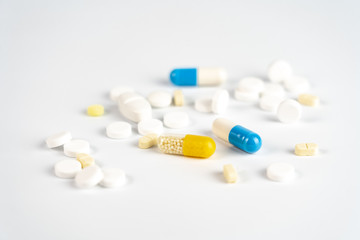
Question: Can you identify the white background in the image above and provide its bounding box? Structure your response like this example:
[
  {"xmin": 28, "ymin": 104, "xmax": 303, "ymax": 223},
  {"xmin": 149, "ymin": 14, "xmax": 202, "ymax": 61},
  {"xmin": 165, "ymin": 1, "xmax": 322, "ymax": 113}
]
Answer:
[{"xmin": 1, "ymin": 0, "xmax": 359, "ymax": 239}]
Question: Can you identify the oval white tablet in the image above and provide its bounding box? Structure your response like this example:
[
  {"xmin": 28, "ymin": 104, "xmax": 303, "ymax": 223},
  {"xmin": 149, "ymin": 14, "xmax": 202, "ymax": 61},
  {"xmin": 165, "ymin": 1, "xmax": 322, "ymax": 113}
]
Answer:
[
  {"xmin": 100, "ymin": 168, "xmax": 126, "ymax": 188},
  {"xmin": 75, "ymin": 165, "xmax": 104, "ymax": 188},
  {"xmin": 54, "ymin": 159, "xmax": 82, "ymax": 178},
  {"xmin": 234, "ymin": 89, "xmax": 259, "ymax": 102},
  {"xmin": 261, "ymin": 83, "xmax": 285, "ymax": 98},
  {"xmin": 46, "ymin": 131, "xmax": 72, "ymax": 148},
  {"xmin": 267, "ymin": 60, "xmax": 293, "ymax": 83},
  {"xmin": 212, "ymin": 89, "xmax": 229, "ymax": 114},
  {"xmin": 163, "ymin": 111, "xmax": 189, "ymax": 129},
  {"xmin": 138, "ymin": 119, "xmax": 163, "ymax": 135},
  {"xmin": 277, "ymin": 99, "xmax": 302, "ymax": 123},
  {"xmin": 147, "ymin": 90, "xmax": 172, "ymax": 108},
  {"xmin": 106, "ymin": 121, "xmax": 132, "ymax": 139},
  {"xmin": 195, "ymin": 97, "xmax": 212, "ymax": 113},
  {"xmin": 63, "ymin": 139, "xmax": 90, "ymax": 157},
  {"xmin": 266, "ymin": 162, "xmax": 296, "ymax": 182},
  {"xmin": 259, "ymin": 95, "xmax": 283, "ymax": 112},
  {"xmin": 118, "ymin": 92, "xmax": 152, "ymax": 122},
  {"xmin": 284, "ymin": 76, "xmax": 310, "ymax": 94},
  {"xmin": 117, "ymin": 92, "xmax": 143, "ymax": 106},
  {"xmin": 237, "ymin": 77, "xmax": 265, "ymax": 93},
  {"xmin": 110, "ymin": 86, "xmax": 134, "ymax": 102}
]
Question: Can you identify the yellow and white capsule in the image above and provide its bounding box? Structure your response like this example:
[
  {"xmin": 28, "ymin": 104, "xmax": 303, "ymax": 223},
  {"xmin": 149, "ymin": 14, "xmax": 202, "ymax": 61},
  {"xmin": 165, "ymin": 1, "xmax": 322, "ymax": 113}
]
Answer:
[{"xmin": 157, "ymin": 134, "xmax": 216, "ymax": 158}]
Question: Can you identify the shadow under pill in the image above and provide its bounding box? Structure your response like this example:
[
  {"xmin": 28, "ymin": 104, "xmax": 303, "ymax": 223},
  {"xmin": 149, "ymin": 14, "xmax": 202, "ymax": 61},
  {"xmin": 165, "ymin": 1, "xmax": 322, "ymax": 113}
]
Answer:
[
  {"xmin": 102, "ymin": 92, "xmax": 109, "ymax": 101},
  {"xmin": 38, "ymin": 141, "xmax": 47, "ymax": 150},
  {"xmin": 212, "ymin": 172, "xmax": 224, "ymax": 183},
  {"xmin": 154, "ymin": 78, "xmax": 170, "ymax": 87},
  {"xmin": 287, "ymin": 148, "xmax": 294, "ymax": 155},
  {"xmin": 47, "ymin": 166, "xmax": 55, "ymax": 177},
  {"xmin": 259, "ymin": 169, "xmax": 268, "ymax": 180},
  {"xmin": 264, "ymin": 115, "xmax": 279, "ymax": 123}
]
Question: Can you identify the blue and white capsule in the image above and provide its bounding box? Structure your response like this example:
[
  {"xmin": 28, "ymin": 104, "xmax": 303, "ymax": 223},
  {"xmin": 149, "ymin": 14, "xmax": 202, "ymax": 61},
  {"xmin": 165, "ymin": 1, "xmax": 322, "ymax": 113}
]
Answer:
[
  {"xmin": 212, "ymin": 118, "xmax": 262, "ymax": 153},
  {"xmin": 170, "ymin": 67, "xmax": 227, "ymax": 86}
]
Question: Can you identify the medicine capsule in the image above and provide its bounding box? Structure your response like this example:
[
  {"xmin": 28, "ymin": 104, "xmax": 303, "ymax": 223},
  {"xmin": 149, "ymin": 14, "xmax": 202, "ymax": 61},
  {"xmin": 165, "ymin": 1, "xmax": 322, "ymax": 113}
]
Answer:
[
  {"xmin": 212, "ymin": 118, "xmax": 262, "ymax": 153},
  {"xmin": 157, "ymin": 134, "xmax": 216, "ymax": 158},
  {"xmin": 170, "ymin": 67, "xmax": 227, "ymax": 86}
]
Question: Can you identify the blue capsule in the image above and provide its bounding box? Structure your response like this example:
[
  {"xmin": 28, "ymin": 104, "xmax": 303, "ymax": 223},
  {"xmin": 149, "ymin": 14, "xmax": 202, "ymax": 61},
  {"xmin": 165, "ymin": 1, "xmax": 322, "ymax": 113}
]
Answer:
[
  {"xmin": 170, "ymin": 68, "xmax": 197, "ymax": 86},
  {"xmin": 170, "ymin": 67, "xmax": 227, "ymax": 86},
  {"xmin": 212, "ymin": 118, "xmax": 262, "ymax": 154}
]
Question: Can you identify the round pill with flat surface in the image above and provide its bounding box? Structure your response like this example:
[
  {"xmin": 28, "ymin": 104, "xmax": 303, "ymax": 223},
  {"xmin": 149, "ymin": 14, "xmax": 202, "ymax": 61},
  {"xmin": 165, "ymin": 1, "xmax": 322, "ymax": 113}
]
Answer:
[
  {"xmin": 54, "ymin": 159, "xmax": 82, "ymax": 178},
  {"xmin": 164, "ymin": 111, "xmax": 189, "ymax": 129},
  {"xmin": 277, "ymin": 99, "xmax": 302, "ymax": 123},
  {"xmin": 64, "ymin": 139, "xmax": 90, "ymax": 157},
  {"xmin": 100, "ymin": 168, "xmax": 127, "ymax": 188},
  {"xmin": 87, "ymin": 104, "xmax": 104, "ymax": 117},
  {"xmin": 284, "ymin": 76, "xmax": 310, "ymax": 94},
  {"xmin": 106, "ymin": 121, "xmax": 132, "ymax": 139},
  {"xmin": 147, "ymin": 90, "xmax": 172, "ymax": 108},
  {"xmin": 234, "ymin": 89, "xmax": 259, "ymax": 102},
  {"xmin": 267, "ymin": 60, "xmax": 293, "ymax": 83},
  {"xmin": 75, "ymin": 165, "xmax": 104, "ymax": 188},
  {"xmin": 110, "ymin": 86, "xmax": 134, "ymax": 102},
  {"xmin": 138, "ymin": 119, "xmax": 163, "ymax": 135},
  {"xmin": 259, "ymin": 95, "xmax": 283, "ymax": 112},
  {"xmin": 266, "ymin": 162, "xmax": 296, "ymax": 182},
  {"xmin": 46, "ymin": 131, "xmax": 72, "ymax": 148},
  {"xmin": 195, "ymin": 97, "xmax": 212, "ymax": 113},
  {"xmin": 237, "ymin": 77, "xmax": 265, "ymax": 93},
  {"xmin": 212, "ymin": 89, "xmax": 229, "ymax": 114}
]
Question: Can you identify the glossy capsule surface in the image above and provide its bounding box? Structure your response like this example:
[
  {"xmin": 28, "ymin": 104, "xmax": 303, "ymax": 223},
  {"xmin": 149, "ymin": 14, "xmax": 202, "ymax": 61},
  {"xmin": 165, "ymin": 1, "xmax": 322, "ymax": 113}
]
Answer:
[
  {"xmin": 212, "ymin": 118, "xmax": 262, "ymax": 153},
  {"xmin": 157, "ymin": 134, "xmax": 216, "ymax": 158},
  {"xmin": 170, "ymin": 68, "xmax": 227, "ymax": 86}
]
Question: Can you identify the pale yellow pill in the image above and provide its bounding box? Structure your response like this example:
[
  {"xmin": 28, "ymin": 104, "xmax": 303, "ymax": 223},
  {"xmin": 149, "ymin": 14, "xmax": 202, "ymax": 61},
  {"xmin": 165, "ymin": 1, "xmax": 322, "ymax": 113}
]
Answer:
[
  {"xmin": 138, "ymin": 133, "xmax": 158, "ymax": 149},
  {"xmin": 87, "ymin": 104, "xmax": 104, "ymax": 116},
  {"xmin": 295, "ymin": 143, "xmax": 318, "ymax": 156},
  {"xmin": 298, "ymin": 94, "xmax": 319, "ymax": 107},
  {"xmin": 173, "ymin": 89, "xmax": 184, "ymax": 106},
  {"xmin": 76, "ymin": 153, "xmax": 95, "ymax": 168},
  {"xmin": 223, "ymin": 164, "xmax": 238, "ymax": 183}
]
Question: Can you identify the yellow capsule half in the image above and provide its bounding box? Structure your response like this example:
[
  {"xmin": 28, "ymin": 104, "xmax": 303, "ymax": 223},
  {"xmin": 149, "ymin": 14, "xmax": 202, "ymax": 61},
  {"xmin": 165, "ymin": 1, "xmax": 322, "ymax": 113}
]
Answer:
[{"xmin": 182, "ymin": 134, "xmax": 216, "ymax": 158}]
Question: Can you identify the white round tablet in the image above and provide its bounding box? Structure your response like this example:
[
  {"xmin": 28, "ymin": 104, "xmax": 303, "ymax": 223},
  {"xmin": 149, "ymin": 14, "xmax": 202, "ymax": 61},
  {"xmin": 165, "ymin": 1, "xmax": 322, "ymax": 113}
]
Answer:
[
  {"xmin": 277, "ymin": 99, "xmax": 302, "ymax": 123},
  {"xmin": 75, "ymin": 165, "xmax": 104, "ymax": 188},
  {"xmin": 46, "ymin": 131, "xmax": 72, "ymax": 148},
  {"xmin": 195, "ymin": 97, "xmax": 212, "ymax": 113},
  {"xmin": 237, "ymin": 77, "xmax": 265, "ymax": 93},
  {"xmin": 54, "ymin": 159, "xmax": 82, "ymax": 179},
  {"xmin": 261, "ymin": 83, "xmax": 285, "ymax": 98},
  {"xmin": 147, "ymin": 90, "xmax": 172, "ymax": 108},
  {"xmin": 266, "ymin": 162, "xmax": 296, "ymax": 182},
  {"xmin": 110, "ymin": 86, "xmax": 134, "ymax": 102},
  {"xmin": 284, "ymin": 76, "xmax": 310, "ymax": 94},
  {"xmin": 234, "ymin": 89, "xmax": 259, "ymax": 102},
  {"xmin": 138, "ymin": 119, "xmax": 163, "ymax": 135},
  {"xmin": 267, "ymin": 60, "xmax": 293, "ymax": 83},
  {"xmin": 163, "ymin": 111, "xmax": 189, "ymax": 129},
  {"xmin": 212, "ymin": 89, "xmax": 229, "ymax": 114},
  {"xmin": 64, "ymin": 139, "xmax": 90, "ymax": 157},
  {"xmin": 100, "ymin": 168, "xmax": 126, "ymax": 188},
  {"xmin": 259, "ymin": 95, "xmax": 283, "ymax": 112},
  {"xmin": 106, "ymin": 121, "xmax": 132, "ymax": 139}
]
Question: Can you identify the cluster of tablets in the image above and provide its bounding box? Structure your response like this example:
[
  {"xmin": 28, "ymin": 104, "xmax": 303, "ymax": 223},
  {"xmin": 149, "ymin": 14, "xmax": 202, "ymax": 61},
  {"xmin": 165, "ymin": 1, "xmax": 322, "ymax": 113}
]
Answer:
[
  {"xmin": 46, "ymin": 59, "xmax": 320, "ymax": 187},
  {"xmin": 46, "ymin": 132, "xmax": 126, "ymax": 188}
]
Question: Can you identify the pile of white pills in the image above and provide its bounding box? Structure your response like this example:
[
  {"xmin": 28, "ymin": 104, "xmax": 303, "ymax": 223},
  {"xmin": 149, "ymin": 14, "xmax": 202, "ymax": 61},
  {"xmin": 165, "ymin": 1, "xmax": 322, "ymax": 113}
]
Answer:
[
  {"xmin": 46, "ymin": 131, "xmax": 127, "ymax": 189},
  {"xmin": 232, "ymin": 60, "xmax": 317, "ymax": 124},
  {"xmin": 45, "ymin": 60, "xmax": 322, "ymax": 189}
]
